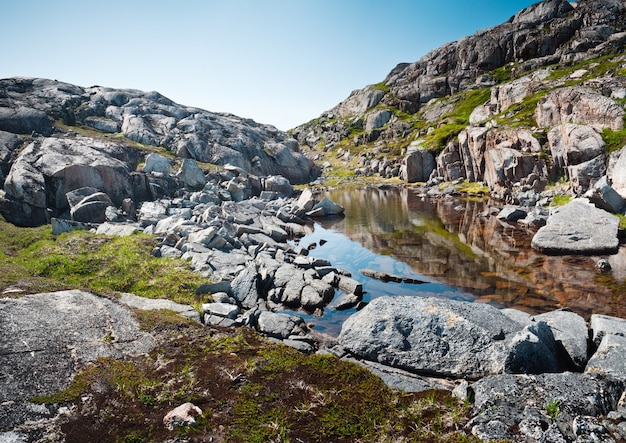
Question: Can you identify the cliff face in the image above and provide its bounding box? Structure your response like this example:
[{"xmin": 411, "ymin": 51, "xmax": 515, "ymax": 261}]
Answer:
[{"xmin": 293, "ymin": 0, "xmax": 626, "ymax": 203}]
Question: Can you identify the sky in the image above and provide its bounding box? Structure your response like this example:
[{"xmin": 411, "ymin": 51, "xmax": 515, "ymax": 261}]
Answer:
[{"xmin": 0, "ymin": 0, "xmax": 539, "ymax": 131}]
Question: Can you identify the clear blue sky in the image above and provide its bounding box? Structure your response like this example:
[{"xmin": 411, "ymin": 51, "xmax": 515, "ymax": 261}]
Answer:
[{"xmin": 0, "ymin": 1, "xmax": 538, "ymax": 130}]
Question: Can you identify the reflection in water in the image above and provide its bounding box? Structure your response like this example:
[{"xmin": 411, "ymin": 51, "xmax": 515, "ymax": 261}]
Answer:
[{"xmin": 298, "ymin": 187, "xmax": 626, "ymax": 335}]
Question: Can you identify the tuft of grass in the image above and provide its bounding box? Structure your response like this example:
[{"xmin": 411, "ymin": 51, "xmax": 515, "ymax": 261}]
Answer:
[
  {"xmin": 601, "ymin": 127, "xmax": 626, "ymax": 153},
  {"xmin": 551, "ymin": 194, "xmax": 571, "ymax": 206}
]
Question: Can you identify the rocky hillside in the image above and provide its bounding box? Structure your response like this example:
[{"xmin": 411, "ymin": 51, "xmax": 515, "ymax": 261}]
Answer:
[
  {"xmin": 0, "ymin": 78, "xmax": 319, "ymax": 226},
  {"xmin": 293, "ymin": 0, "xmax": 626, "ymax": 203}
]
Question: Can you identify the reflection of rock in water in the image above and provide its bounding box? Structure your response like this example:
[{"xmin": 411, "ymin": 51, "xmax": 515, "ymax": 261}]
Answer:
[{"xmin": 322, "ymin": 187, "xmax": 626, "ymax": 320}]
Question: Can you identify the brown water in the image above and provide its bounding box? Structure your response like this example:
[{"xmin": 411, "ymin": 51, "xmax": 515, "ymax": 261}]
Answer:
[{"xmin": 297, "ymin": 186, "xmax": 626, "ymax": 336}]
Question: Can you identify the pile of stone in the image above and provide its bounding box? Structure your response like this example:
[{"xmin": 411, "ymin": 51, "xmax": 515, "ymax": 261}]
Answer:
[{"xmin": 52, "ymin": 154, "xmax": 352, "ymax": 352}]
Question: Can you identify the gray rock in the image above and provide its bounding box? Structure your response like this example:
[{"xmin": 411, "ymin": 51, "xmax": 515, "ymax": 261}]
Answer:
[
  {"xmin": 2, "ymin": 138, "xmax": 135, "ymax": 226},
  {"xmin": 119, "ymin": 292, "xmax": 200, "ymax": 322},
  {"xmin": 176, "ymin": 158, "xmax": 206, "ymax": 189},
  {"xmin": 590, "ymin": 314, "xmax": 626, "ymax": 347},
  {"xmin": 536, "ymin": 87, "xmax": 624, "ymax": 131},
  {"xmin": 143, "ymin": 152, "xmax": 172, "ymax": 175},
  {"xmin": 70, "ymin": 192, "xmax": 114, "ymax": 223},
  {"xmin": 588, "ymin": 175, "xmax": 625, "ymax": 213},
  {"xmin": 296, "ymin": 188, "xmax": 316, "ymax": 211},
  {"xmin": 608, "ymin": 146, "xmax": 626, "ymax": 199},
  {"xmin": 586, "ymin": 334, "xmax": 626, "ymax": 382},
  {"xmin": 83, "ymin": 116, "xmax": 120, "ymax": 133},
  {"xmin": 534, "ymin": 309, "xmax": 589, "ymax": 371},
  {"xmin": 0, "ymin": 106, "xmax": 52, "ymax": 136},
  {"xmin": 337, "ymin": 275, "xmax": 363, "ymax": 297},
  {"xmin": 230, "ymin": 263, "xmax": 260, "ymax": 309},
  {"xmin": 531, "ymin": 199, "xmax": 620, "ymax": 255},
  {"xmin": 548, "ymin": 124, "xmax": 606, "ymax": 169},
  {"xmin": 163, "ymin": 402, "xmax": 202, "ymax": 431},
  {"xmin": 262, "ymin": 175, "xmax": 293, "ymax": 196},
  {"xmin": 138, "ymin": 200, "xmax": 170, "ymax": 226},
  {"xmin": 497, "ymin": 206, "xmax": 528, "ymax": 223},
  {"xmin": 400, "ymin": 148, "xmax": 435, "ymax": 183},
  {"xmin": 501, "ymin": 308, "xmax": 533, "ymax": 326},
  {"xmin": 201, "ymin": 302, "xmax": 241, "ymax": 319},
  {"xmin": 50, "ymin": 217, "xmax": 92, "ymax": 235},
  {"xmin": 307, "ymin": 197, "xmax": 345, "ymax": 217},
  {"xmin": 95, "ymin": 222, "xmax": 141, "ymax": 237},
  {"xmin": 504, "ymin": 321, "xmax": 563, "ymax": 374},
  {"xmin": 250, "ymin": 310, "xmax": 307, "ymax": 340},
  {"xmin": 0, "ymin": 290, "xmax": 156, "ymax": 428},
  {"xmin": 338, "ymin": 296, "xmax": 541, "ymax": 379},
  {"xmin": 364, "ymin": 109, "xmax": 392, "ymax": 132},
  {"xmin": 469, "ymin": 372, "xmax": 625, "ymax": 442}
]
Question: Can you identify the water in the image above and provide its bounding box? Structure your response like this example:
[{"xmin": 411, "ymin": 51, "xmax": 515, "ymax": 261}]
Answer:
[{"xmin": 292, "ymin": 186, "xmax": 626, "ymax": 336}]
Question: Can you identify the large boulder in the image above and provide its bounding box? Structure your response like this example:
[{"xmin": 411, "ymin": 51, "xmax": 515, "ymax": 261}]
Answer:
[
  {"xmin": 338, "ymin": 296, "xmax": 562, "ymax": 379},
  {"xmin": 531, "ymin": 199, "xmax": 620, "ymax": 255},
  {"xmin": 608, "ymin": 145, "xmax": 626, "ymax": 199},
  {"xmin": 400, "ymin": 147, "xmax": 435, "ymax": 183},
  {"xmin": 0, "ymin": 106, "xmax": 53, "ymax": 136}
]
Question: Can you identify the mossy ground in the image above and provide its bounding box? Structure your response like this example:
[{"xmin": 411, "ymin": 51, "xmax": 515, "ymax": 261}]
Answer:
[{"xmin": 35, "ymin": 312, "xmax": 481, "ymax": 443}]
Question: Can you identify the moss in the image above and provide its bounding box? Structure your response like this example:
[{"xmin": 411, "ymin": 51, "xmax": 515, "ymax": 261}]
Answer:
[
  {"xmin": 601, "ymin": 127, "xmax": 626, "ymax": 153},
  {"xmin": 551, "ymin": 194, "xmax": 572, "ymax": 206}
]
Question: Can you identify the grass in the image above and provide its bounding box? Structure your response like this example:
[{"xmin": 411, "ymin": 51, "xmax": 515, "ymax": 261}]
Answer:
[
  {"xmin": 0, "ymin": 216, "xmax": 207, "ymax": 307},
  {"xmin": 602, "ymin": 126, "xmax": 626, "ymax": 153},
  {"xmin": 551, "ymin": 194, "xmax": 571, "ymax": 206}
]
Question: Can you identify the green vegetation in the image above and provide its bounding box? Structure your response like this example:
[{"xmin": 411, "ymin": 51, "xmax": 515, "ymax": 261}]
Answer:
[
  {"xmin": 601, "ymin": 127, "xmax": 626, "ymax": 153},
  {"xmin": 551, "ymin": 194, "xmax": 572, "ymax": 206},
  {"xmin": 0, "ymin": 216, "xmax": 207, "ymax": 306},
  {"xmin": 546, "ymin": 399, "xmax": 560, "ymax": 420}
]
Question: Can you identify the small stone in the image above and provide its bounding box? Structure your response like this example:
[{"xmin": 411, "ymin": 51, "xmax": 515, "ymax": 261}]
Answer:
[{"xmin": 163, "ymin": 402, "xmax": 202, "ymax": 431}]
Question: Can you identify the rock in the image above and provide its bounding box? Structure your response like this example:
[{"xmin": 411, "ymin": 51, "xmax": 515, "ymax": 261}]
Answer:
[
  {"xmin": 572, "ymin": 416, "xmax": 613, "ymax": 443},
  {"xmin": 307, "ymin": 197, "xmax": 345, "ymax": 217},
  {"xmin": 364, "ymin": 110, "xmax": 392, "ymax": 132},
  {"xmin": 337, "ymin": 275, "xmax": 363, "ymax": 296},
  {"xmin": 296, "ymin": 188, "xmax": 316, "ymax": 211},
  {"xmin": 586, "ymin": 334, "xmax": 626, "ymax": 382},
  {"xmin": 496, "ymin": 206, "xmax": 528, "ymax": 223},
  {"xmin": 0, "ymin": 106, "xmax": 53, "ymax": 136},
  {"xmin": 248, "ymin": 310, "xmax": 307, "ymax": 340},
  {"xmin": 536, "ymin": 87, "xmax": 624, "ymax": 131},
  {"xmin": 531, "ymin": 199, "xmax": 620, "ymax": 255},
  {"xmin": 95, "ymin": 222, "xmax": 141, "ymax": 237},
  {"xmin": 595, "ymin": 259, "xmax": 612, "ymax": 273},
  {"xmin": 360, "ymin": 269, "xmax": 403, "ymax": 283},
  {"xmin": 0, "ymin": 290, "xmax": 156, "ymax": 431},
  {"xmin": 469, "ymin": 372, "xmax": 625, "ymax": 442},
  {"xmin": 590, "ymin": 314, "xmax": 626, "ymax": 347},
  {"xmin": 70, "ymin": 191, "xmax": 114, "ymax": 223},
  {"xmin": 548, "ymin": 124, "xmax": 606, "ymax": 169},
  {"xmin": 83, "ymin": 116, "xmax": 120, "ymax": 133},
  {"xmin": 2, "ymin": 138, "xmax": 135, "ymax": 226},
  {"xmin": 119, "ymin": 292, "xmax": 201, "ymax": 323},
  {"xmin": 138, "ymin": 200, "xmax": 170, "ymax": 226},
  {"xmin": 330, "ymin": 292, "xmax": 362, "ymax": 311},
  {"xmin": 399, "ymin": 148, "xmax": 435, "ymax": 183},
  {"xmin": 608, "ymin": 146, "xmax": 626, "ymax": 199},
  {"xmin": 176, "ymin": 158, "xmax": 206, "ymax": 189},
  {"xmin": 262, "ymin": 175, "xmax": 293, "ymax": 196},
  {"xmin": 533, "ymin": 309, "xmax": 589, "ymax": 370},
  {"xmin": 588, "ymin": 175, "xmax": 625, "ymax": 213},
  {"xmin": 230, "ymin": 263, "xmax": 260, "ymax": 309},
  {"xmin": 50, "ymin": 217, "xmax": 92, "ymax": 235},
  {"xmin": 143, "ymin": 152, "xmax": 172, "ymax": 175},
  {"xmin": 201, "ymin": 302, "xmax": 241, "ymax": 320},
  {"xmin": 163, "ymin": 402, "xmax": 202, "ymax": 431},
  {"xmin": 338, "ymin": 296, "xmax": 562, "ymax": 379}
]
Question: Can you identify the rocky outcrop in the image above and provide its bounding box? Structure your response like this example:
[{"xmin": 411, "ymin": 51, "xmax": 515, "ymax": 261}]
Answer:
[
  {"xmin": 0, "ymin": 77, "xmax": 319, "ymax": 226},
  {"xmin": 0, "ymin": 290, "xmax": 156, "ymax": 432}
]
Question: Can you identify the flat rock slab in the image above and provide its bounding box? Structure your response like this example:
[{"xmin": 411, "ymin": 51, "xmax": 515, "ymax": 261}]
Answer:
[
  {"xmin": 531, "ymin": 199, "xmax": 619, "ymax": 255},
  {"xmin": 0, "ymin": 290, "xmax": 155, "ymax": 401}
]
